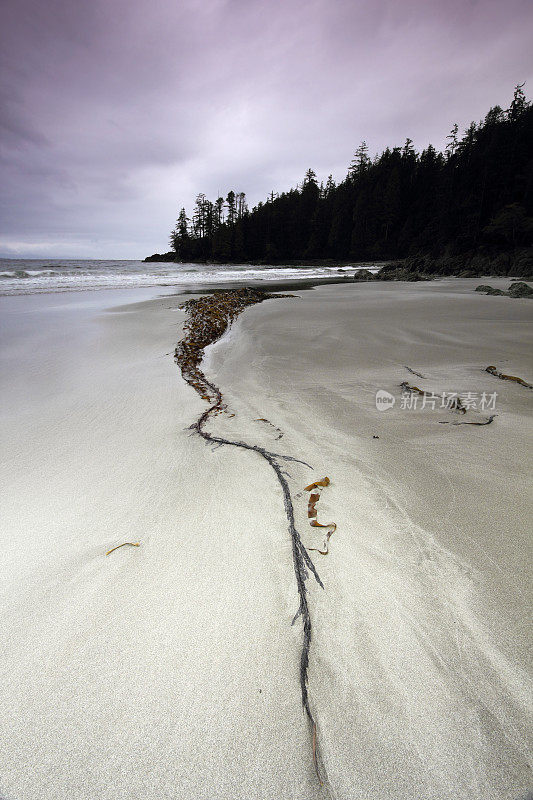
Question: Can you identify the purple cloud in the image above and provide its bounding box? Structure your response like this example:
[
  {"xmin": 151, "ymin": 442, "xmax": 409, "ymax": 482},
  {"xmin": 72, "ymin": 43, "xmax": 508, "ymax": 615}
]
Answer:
[{"xmin": 1, "ymin": 0, "xmax": 532, "ymax": 258}]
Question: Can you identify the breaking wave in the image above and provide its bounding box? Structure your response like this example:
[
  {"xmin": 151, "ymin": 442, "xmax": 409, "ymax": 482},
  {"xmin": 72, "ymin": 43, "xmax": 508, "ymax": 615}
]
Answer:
[{"xmin": 0, "ymin": 259, "xmax": 381, "ymax": 295}]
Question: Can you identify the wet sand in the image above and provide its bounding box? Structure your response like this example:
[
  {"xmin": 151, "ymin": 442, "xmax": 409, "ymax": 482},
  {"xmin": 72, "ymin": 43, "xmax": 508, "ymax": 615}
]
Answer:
[{"xmin": 0, "ymin": 279, "xmax": 532, "ymax": 799}]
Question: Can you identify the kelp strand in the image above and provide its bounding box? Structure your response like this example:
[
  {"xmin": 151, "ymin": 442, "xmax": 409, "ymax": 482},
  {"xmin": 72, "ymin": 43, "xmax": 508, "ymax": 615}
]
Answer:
[
  {"xmin": 439, "ymin": 415, "xmax": 496, "ymax": 426},
  {"xmin": 404, "ymin": 365, "xmax": 426, "ymax": 379},
  {"xmin": 304, "ymin": 476, "xmax": 330, "ymax": 491},
  {"xmin": 173, "ymin": 288, "xmax": 325, "ymax": 783},
  {"xmin": 305, "ymin": 478, "xmax": 337, "ymax": 555},
  {"xmin": 485, "ymin": 365, "xmax": 532, "ymax": 389},
  {"xmin": 400, "ymin": 381, "xmax": 466, "ymax": 413},
  {"xmin": 255, "ymin": 417, "xmax": 284, "ymax": 440},
  {"xmin": 105, "ymin": 542, "xmax": 140, "ymax": 556}
]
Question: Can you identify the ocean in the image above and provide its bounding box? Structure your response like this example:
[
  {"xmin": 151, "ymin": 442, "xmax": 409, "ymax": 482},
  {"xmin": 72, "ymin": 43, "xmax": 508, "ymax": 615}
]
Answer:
[{"xmin": 0, "ymin": 259, "xmax": 379, "ymax": 295}]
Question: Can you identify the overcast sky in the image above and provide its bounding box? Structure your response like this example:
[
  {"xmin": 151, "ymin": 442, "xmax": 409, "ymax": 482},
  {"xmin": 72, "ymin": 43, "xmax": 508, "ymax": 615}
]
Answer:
[{"xmin": 1, "ymin": 0, "xmax": 532, "ymax": 259}]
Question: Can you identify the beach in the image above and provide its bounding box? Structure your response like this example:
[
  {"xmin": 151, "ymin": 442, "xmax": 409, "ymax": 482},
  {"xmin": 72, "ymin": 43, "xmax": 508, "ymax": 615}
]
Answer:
[{"xmin": 1, "ymin": 278, "xmax": 532, "ymax": 799}]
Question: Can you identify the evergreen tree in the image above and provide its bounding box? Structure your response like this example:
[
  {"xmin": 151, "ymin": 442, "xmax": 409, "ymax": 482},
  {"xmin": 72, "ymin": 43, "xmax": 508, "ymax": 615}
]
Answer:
[
  {"xmin": 226, "ymin": 191, "xmax": 236, "ymax": 226},
  {"xmin": 324, "ymin": 175, "xmax": 336, "ymax": 196},
  {"xmin": 445, "ymin": 123, "xmax": 459, "ymax": 158},
  {"xmin": 163, "ymin": 85, "xmax": 532, "ymax": 274},
  {"xmin": 170, "ymin": 208, "xmax": 190, "ymax": 258},
  {"xmin": 215, "ymin": 197, "xmax": 225, "ymax": 227},
  {"xmin": 348, "ymin": 141, "xmax": 370, "ymax": 180},
  {"xmin": 236, "ymin": 191, "xmax": 248, "ymax": 220},
  {"xmin": 507, "ymin": 82, "xmax": 529, "ymax": 121}
]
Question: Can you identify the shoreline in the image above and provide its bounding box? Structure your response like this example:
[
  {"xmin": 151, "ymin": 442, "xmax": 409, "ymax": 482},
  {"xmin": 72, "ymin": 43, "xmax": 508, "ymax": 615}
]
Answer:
[
  {"xmin": 144, "ymin": 250, "xmax": 533, "ymax": 280},
  {"xmin": 2, "ymin": 256, "xmax": 532, "ymax": 300}
]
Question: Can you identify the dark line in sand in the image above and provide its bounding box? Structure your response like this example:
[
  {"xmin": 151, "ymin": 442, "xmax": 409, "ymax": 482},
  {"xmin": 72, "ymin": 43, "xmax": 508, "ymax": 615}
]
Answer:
[
  {"xmin": 439, "ymin": 414, "xmax": 496, "ymax": 426},
  {"xmin": 174, "ymin": 288, "xmax": 325, "ymax": 783},
  {"xmin": 403, "ymin": 365, "xmax": 427, "ymax": 379}
]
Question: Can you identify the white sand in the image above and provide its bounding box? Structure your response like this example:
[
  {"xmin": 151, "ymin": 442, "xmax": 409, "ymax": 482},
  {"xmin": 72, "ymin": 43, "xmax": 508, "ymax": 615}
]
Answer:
[{"xmin": 1, "ymin": 280, "xmax": 532, "ymax": 799}]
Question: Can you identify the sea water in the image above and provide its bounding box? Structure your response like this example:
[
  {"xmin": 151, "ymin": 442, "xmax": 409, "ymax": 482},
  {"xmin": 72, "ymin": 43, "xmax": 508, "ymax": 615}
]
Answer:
[{"xmin": 0, "ymin": 259, "xmax": 379, "ymax": 295}]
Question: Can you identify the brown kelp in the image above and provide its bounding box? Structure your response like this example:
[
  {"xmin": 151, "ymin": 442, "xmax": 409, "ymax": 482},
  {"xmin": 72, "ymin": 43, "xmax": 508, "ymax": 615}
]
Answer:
[
  {"xmin": 485, "ymin": 365, "xmax": 532, "ymax": 389},
  {"xmin": 400, "ymin": 381, "xmax": 467, "ymax": 413},
  {"xmin": 304, "ymin": 477, "xmax": 331, "ymax": 492},
  {"xmin": 255, "ymin": 417, "xmax": 284, "ymax": 440},
  {"xmin": 106, "ymin": 542, "xmax": 140, "ymax": 556},
  {"xmin": 174, "ymin": 288, "xmax": 325, "ymax": 783},
  {"xmin": 305, "ymin": 478, "xmax": 337, "ymax": 556}
]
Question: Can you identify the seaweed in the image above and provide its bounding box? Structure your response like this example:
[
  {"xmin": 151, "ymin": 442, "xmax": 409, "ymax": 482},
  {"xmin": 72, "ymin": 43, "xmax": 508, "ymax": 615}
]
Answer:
[
  {"xmin": 174, "ymin": 288, "xmax": 325, "ymax": 783},
  {"xmin": 304, "ymin": 477, "xmax": 330, "ymax": 491},
  {"xmin": 400, "ymin": 381, "xmax": 466, "ymax": 413},
  {"xmin": 439, "ymin": 415, "xmax": 496, "ymax": 426},
  {"xmin": 106, "ymin": 542, "xmax": 140, "ymax": 556},
  {"xmin": 307, "ymin": 492, "xmax": 320, "ymax": 518},
  {"xmin": 255, "ymin": 417, "xmax": 284, "ymax": 440},
  {"xmin": 485, "ymin": 365, "xmax": 532, "ymax": 389},
  {"xmin": 400, "ymin": 381, "xmax": 424, "ymax": 395},
  {"xmin": 305, "ymin": 479, "xmax": 337, "ymax": 556},
  {"xmin": 403, "ymin": 365, "xmax": 426, "ymax": 379}
]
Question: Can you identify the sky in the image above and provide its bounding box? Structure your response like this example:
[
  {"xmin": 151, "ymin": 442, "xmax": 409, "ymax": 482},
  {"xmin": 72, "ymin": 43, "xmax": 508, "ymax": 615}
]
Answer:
[{"xmin": 1, "ymin": 0, "xmax": 532, "ymax": 259}]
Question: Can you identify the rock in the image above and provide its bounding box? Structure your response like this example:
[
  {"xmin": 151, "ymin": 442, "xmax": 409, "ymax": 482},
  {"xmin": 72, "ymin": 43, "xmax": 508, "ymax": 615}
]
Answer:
[
  {"xmin": 475, "ymin": 284, "xmax": 507, "ymax": 295},
  {"xmin": 508, "ymin": 281, "xmax": 533, "ymax": 298},
  {"xmin": 352, "ymin": 269, "xmax": 375, "ymax": 281},
  {"xmin": 376, "ymin": 266, "xmax": 431, "ymax": 281}
]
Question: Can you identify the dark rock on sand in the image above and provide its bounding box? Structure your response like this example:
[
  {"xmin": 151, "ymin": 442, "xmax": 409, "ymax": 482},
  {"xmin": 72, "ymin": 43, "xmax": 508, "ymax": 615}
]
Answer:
[
  {"xmin": 352, "ymin": 269, "xmax": 375, "ymax": 281},
  {"xmin": 508, "ymin": 281, "xmax": 533, "ymax": 298},
  {"xmin": 376, "ymin": 261, "xmax": 432, "ymax": 281},
  {"xmin": 475, "ymin": 281, "xmax": 533, "ymax": 297},
  {"xmin": 475, "ymin": 284, "xmax": 507, "ymax": 295}
]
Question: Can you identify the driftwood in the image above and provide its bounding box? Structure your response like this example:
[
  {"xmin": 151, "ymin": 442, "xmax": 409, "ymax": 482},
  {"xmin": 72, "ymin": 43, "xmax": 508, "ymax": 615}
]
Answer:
[
  {"xmin": 485, "ymin": 365, "xmax": 532, "ymax": 389},
  {"xmin": 174, "ymin": 288, "xmax": 324, "ymax": 783}
]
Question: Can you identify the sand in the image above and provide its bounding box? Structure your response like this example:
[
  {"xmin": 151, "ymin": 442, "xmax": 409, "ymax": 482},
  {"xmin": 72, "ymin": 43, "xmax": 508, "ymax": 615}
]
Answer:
[{"xmin": 0, "ymin": 279, "xmax": 532, "ymax": 799}]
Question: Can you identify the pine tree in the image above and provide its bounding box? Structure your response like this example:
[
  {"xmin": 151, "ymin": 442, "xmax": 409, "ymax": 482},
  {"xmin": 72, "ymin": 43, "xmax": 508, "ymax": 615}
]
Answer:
[
  {"xmin": 164, "ymin": 85, "xmax": 532, "ymax": 273},
  {"xmin": 192, "ymin": 194, "xmax": 207, "ymax": 238},
  {"xmin": 507, "ymin": 82, "xmax": 528, "ymax": 121},
  {"xmin": 236, "ymin": 192, "xmax": 248, "ymax": 220},
  {"xmin": 215, "ymin": 197, "xmax": 225, "ymax": 227},
  {"xmin": 170, "ymin": 208, "xmax": 190, "ymax": 258},
  {"xmin": 226, "ymin": 191, "xmax": 236, "ymax": 226},
  {"xmin": 324, "ymin": 175, "xmax": 336, "ymax": 197},
  {"xmin": 348, "ymin": 141, "xmax": 370, "ymax": 180},
  {"xmin": 446, "ymin": 123, "xmax": 459, "ymax": 158}
]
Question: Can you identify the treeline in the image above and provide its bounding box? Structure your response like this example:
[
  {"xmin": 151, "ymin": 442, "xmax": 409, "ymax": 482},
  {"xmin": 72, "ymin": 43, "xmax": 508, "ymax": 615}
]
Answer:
[{"xmin": 157, "ymin": 85, "xmax": 533, "ymax": 275}]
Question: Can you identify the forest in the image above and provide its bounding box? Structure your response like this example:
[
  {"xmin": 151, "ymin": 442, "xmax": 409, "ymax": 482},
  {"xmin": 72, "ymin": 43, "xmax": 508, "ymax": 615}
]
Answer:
[{"xmin": 149, "ymin": 85, "xmax": 533, "ymax": 276}]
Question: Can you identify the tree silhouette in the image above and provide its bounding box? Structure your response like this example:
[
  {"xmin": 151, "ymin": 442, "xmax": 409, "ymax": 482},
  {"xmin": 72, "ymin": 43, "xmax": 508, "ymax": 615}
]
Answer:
[{"xmin": 163, "ymin": 86, "xmax": 532, "ymax": 274}]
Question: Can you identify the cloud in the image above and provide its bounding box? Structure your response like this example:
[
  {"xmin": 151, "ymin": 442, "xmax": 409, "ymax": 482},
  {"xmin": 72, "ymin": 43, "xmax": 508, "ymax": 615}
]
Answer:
[{"xmin": 1, "ymin": 0, "xmax": 532, "ymax": 258}]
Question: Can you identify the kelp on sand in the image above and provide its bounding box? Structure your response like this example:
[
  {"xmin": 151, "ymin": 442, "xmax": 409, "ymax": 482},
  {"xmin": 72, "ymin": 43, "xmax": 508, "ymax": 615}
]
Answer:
[
  {"xmin": 305, "ymin": 477, "xmax": 337, "ymax": 556},
  {"xmin": 485, "ymin": 365, "xmax": 532, "ymax": 389},
  {"xmin": 174, "ymin": 288, "xmax": 326, "ymax": 784}
]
